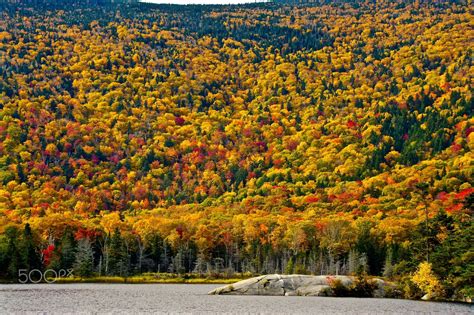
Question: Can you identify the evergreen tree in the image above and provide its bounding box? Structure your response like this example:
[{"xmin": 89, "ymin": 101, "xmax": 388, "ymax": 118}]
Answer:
[
  {"xmin": 0, "ymin": 235, "xmax": 8, "ymax": 279},
  {"xmin": 170, "ymin": 248, "xmax": 185, "ymax": 274},
  {"xmin": 59, "ymin": 230, "xmax": 77, "ymax": 271},
  {"xmin": 22, "ymin": 223, "xmax": 42, "ymax": 272},
  {"xmin": 73, "ymin": 239, "xmax": 94, "ymax": 278},
  {"xmin": 383, "ymin": 247, "xmax": 394, "ymax": 278},
  {"xmin": 285, "ymin": 256, "xmax": 295, "ymax": 274},
  {"xmin": 5, "ymin": 226, "xmax": 22, "ymax": 279},
  {"xmin": 108, "ymin": 228, "xmax": 128, "ymax": 276},
  {"xmin": 355, "ymin": 222, "xmax": 385, "ymax": 275}
]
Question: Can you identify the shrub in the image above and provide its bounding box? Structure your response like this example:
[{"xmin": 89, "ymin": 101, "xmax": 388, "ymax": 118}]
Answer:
[
  {"xmin": 294, "ymin": 264, "xmax": 308, "ymax": 275},
  {"xmin": 327, "ymin": 275, "xmax": 378, "ymax": 297},
  {"xmin": 383, "ymin": 285, "xmax": 404, "ymax": 299},
  {"xmin": 411, "ymin": 262, "xmax": 444, "ymax": 299},
  {"xmin": 400, "ymin": 275, "xmax": 423, "ymax": 299},
  {"xmin": 327, "ymin": 278, "xmax": 352, "ymax": 297},
  {"xmin": 351, "ymin": 275, "xmax": 378, "ymax": 297}
]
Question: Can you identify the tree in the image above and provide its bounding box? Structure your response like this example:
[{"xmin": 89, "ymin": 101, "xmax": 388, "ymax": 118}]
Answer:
[
  {"xmin": 74, "ymin": 239, "xmax": 94, "ymax": 278},
  {"xmin": 5, "ymin": 226, "xmax": 22, "ymax": 280},
  {"xmin": 412, "ymin": 262, "xmax": 443, "ymax": 299},
  {"xmin": 59, "ymin": 230, "xmax": 77, "ymax": 271},
  {"xmin": 0, "ymin": 0, "xmax": 472, "ymax": 298},
  {"xmin": 107, "ymin": 228, "xmax": 128, "ymax": 276},
  {"xmin": 355, "ymin": 221, "xmax": 385, "ymax": 276},
  {"xmin": 21, "ymin": 223, "xmax": 42, "ymax": 272}
]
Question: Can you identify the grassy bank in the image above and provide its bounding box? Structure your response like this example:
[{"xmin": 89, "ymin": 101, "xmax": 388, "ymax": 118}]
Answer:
[{"xmin": 51, "ymin": 272, "xmax": 252, "ymax": 284}]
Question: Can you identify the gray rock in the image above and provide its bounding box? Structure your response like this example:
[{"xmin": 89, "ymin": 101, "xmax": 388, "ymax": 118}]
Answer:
[
  {"xmin": 371, "ymin": 278, "xmax": 389, "ymax": 298},
  {"xmin": 421, "ymin": 293, "xmax": 432, "ymax": 301},
  {"xmin": 295, "ymin": 284, "xmax": 331, "ymax": 296},
  {"xmin": 209, "ymin": 274, "xmax": 386, "ymax": 297}
]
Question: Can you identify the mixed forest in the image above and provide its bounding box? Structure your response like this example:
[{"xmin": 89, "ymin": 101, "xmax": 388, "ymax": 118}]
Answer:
[{"xmin": 0, "ymin": 0, "xmax": 472, "ymax": 300}]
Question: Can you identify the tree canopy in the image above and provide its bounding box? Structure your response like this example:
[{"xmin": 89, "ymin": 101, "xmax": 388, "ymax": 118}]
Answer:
[{"xmin": 0, "ymin": 0, "xmax": 472, "ymax": 298}]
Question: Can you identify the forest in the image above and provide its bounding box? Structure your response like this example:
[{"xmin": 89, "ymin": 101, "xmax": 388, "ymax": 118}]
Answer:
[{"xmin": 0, "ymin": 0, "xmax": 472, "ymax": 300}]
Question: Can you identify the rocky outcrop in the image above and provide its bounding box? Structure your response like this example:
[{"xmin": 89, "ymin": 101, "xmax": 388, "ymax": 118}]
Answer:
[{"xmin": 208, "ymin": 274, "xmax": 392, "ymax": 297}]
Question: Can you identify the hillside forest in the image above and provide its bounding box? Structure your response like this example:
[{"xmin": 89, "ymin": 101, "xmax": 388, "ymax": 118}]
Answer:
[{"xmin": 0, "ymin": 0, "xmax": 472, "ymax": 300}]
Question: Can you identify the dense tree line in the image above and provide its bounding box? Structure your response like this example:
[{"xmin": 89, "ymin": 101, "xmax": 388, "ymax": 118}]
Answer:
[{"xmin": 0, "ymin": 0, "xmax": 472, "ymax": 300}]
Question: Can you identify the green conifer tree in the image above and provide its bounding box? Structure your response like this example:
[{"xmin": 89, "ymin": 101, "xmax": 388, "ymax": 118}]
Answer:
[{"xmin": 73, "ymin": 239, "xmax": 94, "ymax": 278}]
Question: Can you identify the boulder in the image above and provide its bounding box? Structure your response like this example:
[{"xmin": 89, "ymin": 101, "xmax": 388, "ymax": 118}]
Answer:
[
  {"xmin": 421, "ymin": 293, "xmax": 432, "ymax": 301},
  {"xmin": 209, "ymin": 274, "xmax": 372, "ymax": 296},
  {"xmin": 371, "ymin": 278, "xmax": 390, "ymax": 298}
]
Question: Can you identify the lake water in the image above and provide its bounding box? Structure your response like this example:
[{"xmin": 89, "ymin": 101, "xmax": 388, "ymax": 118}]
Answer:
[{"xmin": 0, "ymin": 283, "xmax": 472, "ymax": 314}]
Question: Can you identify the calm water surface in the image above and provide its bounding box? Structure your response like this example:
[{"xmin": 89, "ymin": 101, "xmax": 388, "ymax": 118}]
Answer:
[{"xmin": 0, "ymin": 283, "xmax": 472, "ymax": 314}]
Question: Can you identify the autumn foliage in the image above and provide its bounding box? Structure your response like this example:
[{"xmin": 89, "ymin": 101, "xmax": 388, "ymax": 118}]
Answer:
[{"xmin": 0, "ymin": 0, "xmax": 472, "ymax": 298}]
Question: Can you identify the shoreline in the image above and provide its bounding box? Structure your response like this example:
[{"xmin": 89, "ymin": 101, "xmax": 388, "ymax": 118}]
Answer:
[
  {"xmin": 0, "ymin": 273, "xmax": 252, "ymax": 285},
  {"xmin": 53, "ymin": 276, "xmax": 243, "ymax": 284}
]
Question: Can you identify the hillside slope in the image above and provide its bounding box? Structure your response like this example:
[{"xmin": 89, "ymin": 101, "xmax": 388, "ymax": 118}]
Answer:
[{"xmin": 0, "ymin": 0, "xmax": 472, "ymax": 298}]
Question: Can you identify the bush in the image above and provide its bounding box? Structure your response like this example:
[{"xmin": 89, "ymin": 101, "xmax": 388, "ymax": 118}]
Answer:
[
  {"xmin": 327, "ymin": 275, "xmax": 378, "ymax": 297},
  {"xmin": 351, "ymin": 275, "xmax": 378, "ymax": 297},
  {"xmin": 328, "ymin": 278, "xmax": 352, "ymax": 297},
  {"xmin": 383, "ymin": 285, "xmax": 404, "ymax": 299},
  {"xmin": 411, "ymin": 262, "xmax": 444, "ymax": 299},
  {"xmin": 400, "ymin": 276, "xmax": 423, "ymax": 299},
  {"xmin": 294, "ymin": 264, "xmax": 308, "ymax": 275}
]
